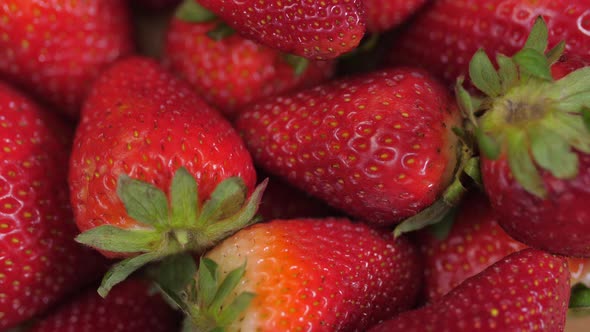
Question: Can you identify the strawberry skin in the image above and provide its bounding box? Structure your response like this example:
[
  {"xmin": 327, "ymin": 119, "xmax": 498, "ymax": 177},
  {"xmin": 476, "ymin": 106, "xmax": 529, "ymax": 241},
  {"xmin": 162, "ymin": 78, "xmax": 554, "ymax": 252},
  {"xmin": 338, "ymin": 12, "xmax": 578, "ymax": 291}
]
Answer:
[
  {"xmin": 196, "ymin": 0, "xmax": 366, "ymax": 60},
  {"xmin": 0, "ymin": 82, "xmax": 106, "ymax": 329},
  {"xmin": 236, "ymin": 68, "xmax": 460, "ymax": 226},
  {"xmin": 363, "ymin": 0, "xmax": 427, "ymax": 33},
  {"xmin": 29, "ymin": 279, "xmax": 180, "ymax": 332},
  {"xmin": 369, "ymin": 248, "xmax": 570, "ymax": 332},
  {"xmin": 0, "ymin": 0, "xmax": 133, "ymax": 117},
  {"xmin": 200, "ymin": 218, "xmax": 422, "ymax": 331},
  {"xmin": 387, "ymin": 0, "xmax": 590, "ymax": 86},
  {"xmin": 163, "ymin": 18, "xmax": 335, "ymax": 119},
  {"xmin": 69, "ymin": 56, "xmax": 256, "ymax": 257}
]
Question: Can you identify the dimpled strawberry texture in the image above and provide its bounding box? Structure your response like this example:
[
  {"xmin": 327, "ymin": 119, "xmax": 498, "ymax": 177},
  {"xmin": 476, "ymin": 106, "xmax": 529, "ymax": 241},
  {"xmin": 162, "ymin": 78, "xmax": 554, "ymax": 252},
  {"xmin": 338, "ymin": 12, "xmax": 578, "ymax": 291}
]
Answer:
[
  {"xmin": 0, "ymin": 82, "xmax": 106, "ymax": 329},
  {"xmin": 363, "ymin": 0, "xmax": 427, "ymax": 32},
  {"xmin": 69, "ymin": 57, "xmax": 256, "ymax": 243},
  {"xmin": 0, "ymin": 0, "xmax": 133, "ymax": 117},
  {"xmin": 236, "ymin": 68, "xmax": 459, "ymax": 226},
  {"xmin": 196, "ymin": 0, "xmax": 366, "ymax": 60},
  {"xmin": 206, "ymin": 218, "xmax": 422, "ymax": 331}
]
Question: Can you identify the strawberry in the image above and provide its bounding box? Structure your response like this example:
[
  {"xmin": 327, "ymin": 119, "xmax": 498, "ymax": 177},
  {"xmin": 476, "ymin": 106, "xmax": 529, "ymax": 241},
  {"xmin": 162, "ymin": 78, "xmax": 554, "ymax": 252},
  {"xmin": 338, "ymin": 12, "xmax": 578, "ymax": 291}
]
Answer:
[
  {"xmin": 69, "ymin": 56, "xmax": 266, "ymax": 296},
  {"xmin": 194, "ymin": 0, "xmax": 366, "ymax": 60},
  {"xmin": 363, "ymin": 0, "xmax": 427, "ymax": 33},
  {"xmin": 369, "ymin": 248, "xmax": 570, "ymax": 332},
  {"xmin": 158, "ymin": 218, "xmax": 421, "ymax": 331},
  {"xmin": 457, "ymin": 18, "xmax": 590, "ymax": 256},
  {"xmin": 235, "ymin": 68, "xmax": 461, "ymax": 226},
  {"xmin": 387, "ymin": 0, "xmax": 590, "ymax": 87},
  {"xmin": 0, "ymin": 82, "xmax": 107, "ymax": 329},
  {"xmin": 132, "ymin": 0, "xmax": 181, "ymax": 11},
  {"xmin": 163, "ymin": 0, "xmax": 335, "ymax": 119},
  {"xmin": 0, "ymin": 0, "xmax": 134, "ymax": 117},
  {"xmin": 29, "ymin": 278, "xmax": 181, "ymax": 332}
]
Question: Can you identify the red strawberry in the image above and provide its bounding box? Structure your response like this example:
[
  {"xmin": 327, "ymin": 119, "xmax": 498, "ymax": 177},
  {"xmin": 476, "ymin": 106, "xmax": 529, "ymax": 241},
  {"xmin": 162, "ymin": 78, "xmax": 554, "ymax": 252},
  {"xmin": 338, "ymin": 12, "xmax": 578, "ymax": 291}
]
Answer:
[
  {"xmin": 161, "ymin": 218, "xmax": 421, "ymax": 331},
  {"xmin": 69, "ymin": 56, "xmax": 265, "ymax": 295},
  {"xmin": 387, "ymin": 0, "xmax": 590, "ymax": 87},
  {"xmin": 418, "ymin": 192, "xmax": 527, "ymax": 301},
  {"xmin": 195, "ymin": 0, "xmax": 366, "ymax": 60},
  {"xmin": 0, "ymin": 82, "xmax": 107, "ymax": 329},
  {"xmin": 235, "ymin": 68, "xmax": 461, "ymax": 226},
  {"xmin": 369, "ymin": 248, "xmax": 570, "ymax": 332},
  {"xmin": 29, "ymin": 278, "xmax": 180, "ymax": 332},
  {"xmin": 163, "ymin": 1, "xmax": 335, "ymax": 119},
  {"xmin": 457, "ymin": 18, "xmax": 590, "ymax": 256},
  {"xmin": 0, "ymin": 0, "xmax": 133, "ymax": 117},
  {"xmin": 363, "ymin": 0, "xmax": 427, "ymax": 33}
]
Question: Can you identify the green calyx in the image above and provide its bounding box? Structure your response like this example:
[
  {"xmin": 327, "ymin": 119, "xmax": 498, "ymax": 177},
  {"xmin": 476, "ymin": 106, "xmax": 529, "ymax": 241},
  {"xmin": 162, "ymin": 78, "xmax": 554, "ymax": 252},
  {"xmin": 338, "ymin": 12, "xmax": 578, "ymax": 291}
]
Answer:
[
  {"xmin": 458, "ymin": 16, "xmax": 590, "ymax": 198},
  {"xmin": 153, "ymin": 257, "xmax": 254, "ymax": 332},
  {"xmin": 75, "ymin": 167, "xmax": 267, "ymax": 297},
  {"xmin": 176, "ymin": 0, "xmax": 217, "ymax": 23},
  {"xmin": 570, "ymin": 283, "xmax": 590, "ymax": 309}
]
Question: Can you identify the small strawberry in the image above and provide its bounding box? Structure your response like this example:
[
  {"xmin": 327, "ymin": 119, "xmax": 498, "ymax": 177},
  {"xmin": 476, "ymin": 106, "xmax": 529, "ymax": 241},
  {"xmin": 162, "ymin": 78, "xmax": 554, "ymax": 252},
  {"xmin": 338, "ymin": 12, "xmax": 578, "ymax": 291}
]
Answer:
[
  {"xmin": 369, "ymin": 248, "xmax": 570, "ymax": 332},
  {"xmin": 29, "ymin": 278, "xmax": 181, "ymax": 332},
  {"xmin": 0, "ymin": 82, "xmax": 107, "ymax": 329},
  {"xmin": 194, "ymin": 0, "xmax": 366, "ymax": 60},
  {"xmin": 158, "ymin": 218, "xmax": 421, "ymax": 331},
  {"xmin": 0, "ymin": 0, "xmax": 134, "ymax": 117},
  {"xmin": 69, "ymin": 57, "xmax": 266, "ymax": 295},
  {"xmin": 163, "ymin": 0, "xmax": 335, "ymax": 119},
  {"xmin": 457, "ymin": 18, "xmax": 590, "ymax": 256},
  {"xmin": 387, "ymin": 0, "xmax": 590, "ymax": 87},
  {"xmin": 236, "ymin": 68, "xmax": 461, "ymax": 226},
  {"xmin": 363, "ymin": 0, "xmax": 427, "ymax": 33}
]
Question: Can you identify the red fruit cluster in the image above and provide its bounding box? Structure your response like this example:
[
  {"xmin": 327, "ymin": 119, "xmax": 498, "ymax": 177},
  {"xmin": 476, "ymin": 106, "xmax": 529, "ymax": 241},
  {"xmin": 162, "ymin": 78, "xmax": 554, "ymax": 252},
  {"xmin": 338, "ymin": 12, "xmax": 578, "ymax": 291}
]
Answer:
[{"xmin": 1, "ymin": 0, "xmax": 590, "ymax": 331}]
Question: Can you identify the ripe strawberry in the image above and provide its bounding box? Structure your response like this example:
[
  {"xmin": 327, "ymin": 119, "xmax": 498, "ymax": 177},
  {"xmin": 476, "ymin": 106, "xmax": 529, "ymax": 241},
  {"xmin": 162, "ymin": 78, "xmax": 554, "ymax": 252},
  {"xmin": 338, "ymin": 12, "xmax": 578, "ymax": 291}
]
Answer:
[
  {"xmin": 387, "ymin": 0, "xmax": 590, "ymax": 86},
  {"xmin": 0, "ymin": 82, "xmax": 107, "ymax": 329},
  {"xmin": 69, "ymin": 56, "xmax": 265, "ymax": 295},
  {"xmin": 236, "ymin": 68, "xmax": 461, "ymax": 226},
  {"xmin": 29, "ymin": 278, "xmax": 180, "ymax": 332},
  {"xmin": 457, "ymin": 18, "xmax": 590, "ymax": 256},
  {"xmin": 163, "ymin": 1, "xmax": 335, "ymax": 119},
  {"xmin": 0, "ymin": 0, "xmax": 133, "ymax": 117},
  {"xmin": 160, "ymin": 218, "xmax": 421, "ymax": 331},
  {"xmin": 195, "ymin": 0, "xmax": 366, "ymax": 60},
  {"xmin": 363, "ymin": 0, "xmax": 427, "ymax": 33},
  {"xmin": 369, "ymin": 248, "xmax": 570, "ymax": 332}
]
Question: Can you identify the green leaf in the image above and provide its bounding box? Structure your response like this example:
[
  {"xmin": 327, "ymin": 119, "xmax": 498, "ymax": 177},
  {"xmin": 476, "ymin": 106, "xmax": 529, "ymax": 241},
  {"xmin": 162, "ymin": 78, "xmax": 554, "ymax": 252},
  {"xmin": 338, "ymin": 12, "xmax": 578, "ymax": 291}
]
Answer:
[
  {"xmin": 523, "ymin": 16, "xmax": 549, "ymax": 53},
  {"xmin": 198, "ymin": 258, "xmax": 219, "ymax": 308},
  {"xmin": 583, "ymin": 108, "xmax": 590, "ymax": 132},
  {"xmin": 476, "ymin": 128, "xmax": 501, "ymax": 160},
  {"xmin": 197, "ymin": 177, "xmax": 247, "ymax": 226},
  {"xmin": 394, "ymin": 199, "xmax": 455, "ymax": 237},
  {"xmin": 98, "ymin": 251, "xmax": 163, "ymax": 297},
  {"xmin": 428, "ymin": 207, "xmax": 457, "ymax": 240},
  {"xmin": 117, "ymin": 174, "xmax": 169, "ymax": 227},
  {"xmin": 513, "ymin": 48, "xmax": 553, "ymax": 81},
  {"xmin": 506, "ymin": 130, "xmax": 546, "ymax": 198},
  {"xmin": 207, "ymin": 23, "xmax": 235, "ymax": 41},
  {"xmin": 75, "ymin": 225, "xmax": 161, "ymax": 253},
  {"xmin": 283, "ymin": 54, "xmax": 310, "ymax": 76},
  {"xmin": 546, "ymin": 41, "xmax": 566, "ymax": 64},
  {"xmin": 455, "ymin": 77, "xmax": 478, "ymax": 125},
  {"xmin": 545, "ymin": 112, "xmax": 590, "ymax": 153},
  {"xmin": 170, "ymin": 167, "xmax": 199, "ymax": 228},
  {"xmin": 181, "ymin": 318, "xmax": 197, "ymax": 332},
  {"xmin": 496, "ymin": 54, "xmax": 518, "ymax": 92},
  {"xmin": 150, "ymin": 253, "xmax": 198, "ymax": 294},
  {"xmin": 209, "ymin": 261, "xmax": 247, "ymax": 314},
  {"xmin": 217, "ymin": 292, "xmax": 256, "ymax": 326},
  {"xmin": 570, "ymin": 284, "xmax": 590, "ymax": 308},
  {"xmin": 547, "ymin": 67, "xmax": 590, "ymax": 103},
  {"xmin": 530, "ymin": 126, "xmax": 578, "ymax": 179},
  {"xmin": 469, "ymin": 49, "xmax": 502, "ymax": 97},
  {"xmin": 463, "ymin": 156, "xmax": 482, "ymax": 187},
  {"xmin": 176, "ymin": 0, "xmax": 217, "ymax": 22}
]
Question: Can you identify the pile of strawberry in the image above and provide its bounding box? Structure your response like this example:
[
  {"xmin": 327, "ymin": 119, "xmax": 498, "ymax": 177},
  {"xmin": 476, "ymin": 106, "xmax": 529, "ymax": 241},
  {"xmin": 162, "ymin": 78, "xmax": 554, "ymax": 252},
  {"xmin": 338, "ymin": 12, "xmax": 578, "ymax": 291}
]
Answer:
[{"xmin": 1, "ymin": 0, "xmax": 590, "ymax": 331}]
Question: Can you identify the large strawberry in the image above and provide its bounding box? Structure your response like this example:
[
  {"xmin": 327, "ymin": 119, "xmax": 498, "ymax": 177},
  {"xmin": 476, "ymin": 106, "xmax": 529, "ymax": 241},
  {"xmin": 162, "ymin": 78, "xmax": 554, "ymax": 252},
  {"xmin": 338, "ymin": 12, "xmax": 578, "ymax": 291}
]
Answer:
[
  {"xmin": 157, "ymin": 218, "xmax": 421, "ymax": 331},
  {"xmin": 0, "ymin": 82, "xmax": 107, "ymax": 329},
  {"xmin": 194, "ymin": 0, "xmax": 366, "ymax": 60},
  {"xmin": 163, "ymin": 0, "xmax": 335, "ymax": 119},
  {"xmin": 69, "ymin": 56, "xmax": 265, "ymax": 296},
  {"xmin": 457, "ymin": 18, "xmax": 590, "ymax": 256},
  {"xmin": 369, "ymin": 248, "xmax": 570, "ymax": 332},
  {"xmin": 0, "ymin": 0, "xmax": 133, "ymax": 117},
  {"xmin": 29, "ymin": 278, "xmax": 181, "ymax": 332},
  {"xmin": 387, "ymin": 0, "xmax": 590, "ymax": 87},
  {"xmin": 235, "ymin": 68, "xmax": 461, "ymax": 226},
  {"xmin": 363, "ymin": 0, "xmax": 427, "ymax": 33}
]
